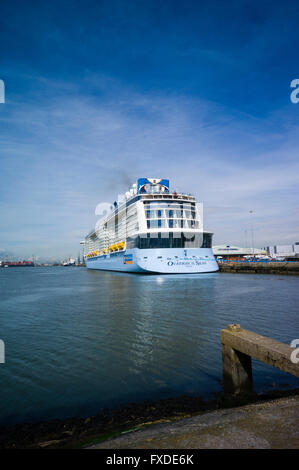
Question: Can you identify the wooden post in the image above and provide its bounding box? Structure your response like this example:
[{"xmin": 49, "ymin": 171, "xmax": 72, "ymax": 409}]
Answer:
[
  {"xmin": 221, "ymin": 323, "xmax": 299, "ymax": 395},
  {"xmin": 221, "ymin": 325, "xmax": 253, "ymax": 394}
]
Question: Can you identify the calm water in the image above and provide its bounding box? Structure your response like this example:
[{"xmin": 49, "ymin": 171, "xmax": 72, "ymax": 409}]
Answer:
[{"xmin": 0, "ymin": 267, "xmax": 298, "ymax": 426}]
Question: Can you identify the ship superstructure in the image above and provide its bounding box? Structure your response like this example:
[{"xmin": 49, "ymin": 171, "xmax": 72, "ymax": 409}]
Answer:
[{"xmin": 82, "ymin": 178, "xmax": 218, "ymax": 273}]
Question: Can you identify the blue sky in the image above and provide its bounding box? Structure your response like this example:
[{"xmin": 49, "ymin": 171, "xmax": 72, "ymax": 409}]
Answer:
[{"xmin": 0, "ymin": 0, "xmax": 299, "ymax": 260}]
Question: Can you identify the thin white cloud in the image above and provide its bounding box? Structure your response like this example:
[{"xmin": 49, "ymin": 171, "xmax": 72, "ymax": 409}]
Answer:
[{"xmin": 0, "ymin": 77, "xmax": 298, "ymax": 258}]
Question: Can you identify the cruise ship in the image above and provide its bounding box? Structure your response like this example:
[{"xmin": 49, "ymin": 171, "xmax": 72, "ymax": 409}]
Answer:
[{"xmin": 82, "ymin": 178, "xmax": 219, "ymax": 273}]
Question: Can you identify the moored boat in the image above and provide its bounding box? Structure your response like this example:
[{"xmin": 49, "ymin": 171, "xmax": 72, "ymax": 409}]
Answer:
[{"xmin": 82, "ymin": 178, "xmax": 219, "ymax": 274}]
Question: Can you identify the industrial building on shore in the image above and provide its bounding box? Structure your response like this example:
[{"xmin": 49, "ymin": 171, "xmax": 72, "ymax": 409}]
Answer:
[
  {"xmin": 213, "ymin": 242, "xmax": 299, "ymax": 261},
  {"xmin": 212, "ymin": 245, "xmax": 266, "ymax": 261},
  {"xmin": 266, "ymin": 243, "xmax": 299, "ymax": 261}
]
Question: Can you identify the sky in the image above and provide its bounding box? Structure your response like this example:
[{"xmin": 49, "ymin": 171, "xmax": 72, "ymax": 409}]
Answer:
[{"xmin": 0, "ymin": 0, "xmax": 299, "ymax": 261}]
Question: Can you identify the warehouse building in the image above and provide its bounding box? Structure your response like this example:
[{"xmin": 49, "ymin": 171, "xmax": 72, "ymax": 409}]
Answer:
[
  {"xmin": 266, "ymin": 243, "xmax": 299, "ymax": 260},
  {"xmin": 212, "ymin": 245, "xmax": 266, "ymax": 260}
]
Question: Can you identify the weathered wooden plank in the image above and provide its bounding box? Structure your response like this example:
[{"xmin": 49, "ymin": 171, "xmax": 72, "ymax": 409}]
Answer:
[{"xmin": 221, "ymin": 324, "xmax": 299, "ymax": 379}]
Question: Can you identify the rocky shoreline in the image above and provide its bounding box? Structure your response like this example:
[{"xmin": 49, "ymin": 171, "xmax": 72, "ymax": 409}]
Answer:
[{"xmin": 1, "ymin": 388, "xmax": 298, "ymax": 449}]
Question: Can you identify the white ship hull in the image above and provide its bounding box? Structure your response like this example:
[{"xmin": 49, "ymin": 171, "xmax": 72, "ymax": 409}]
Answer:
[{"xmin": 85, "ymin": 248, "xmax": 219, "ymax": 274}]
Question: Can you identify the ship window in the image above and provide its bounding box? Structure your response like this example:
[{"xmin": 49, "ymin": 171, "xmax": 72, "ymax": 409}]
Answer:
[
  {"xmin": 186, "ymin": 220, "xmax": 199, "ymax": 228},
  {"xmin": 145, "ymin": 205, "xmax": 197, "ymax": 224},
  {"xmin": 147, "ymin": 219, "xmax": 166, "ymax": 229},
  {"xmin": 174, "ymin": 210, "xmax": 183, "ymax": 218},
  {"xmin": 165, "ymin": 210, "xmax": 174, "ymax": 218},
  {"xmin": 168, "ymin": 219, "xmax": 185, "ymax": 228},
  {"xmin": 132, "ymin": 232, "xmax": 213, "ymax": 249},
  {"xmin": 202, "ymin": 233, "xmax": 212, "ymax": 248},
  {"xmin": 146, "ymin": 209, "xmax": 167, "ymax": 219}
]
